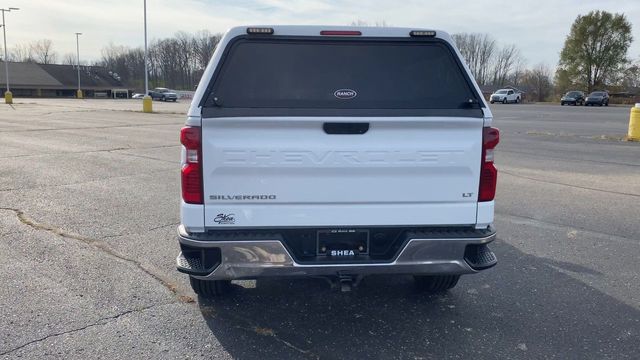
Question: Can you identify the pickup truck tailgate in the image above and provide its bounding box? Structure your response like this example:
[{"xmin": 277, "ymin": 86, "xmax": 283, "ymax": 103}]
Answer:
[{"xmin": 201, "ymin": 116, "xmax": 482, "ymax": 227}]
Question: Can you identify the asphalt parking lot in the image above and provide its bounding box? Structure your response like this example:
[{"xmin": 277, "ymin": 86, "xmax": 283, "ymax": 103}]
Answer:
[{"xmin": 1, "ymin": 99, "xmax": 638, "ymax": 359}]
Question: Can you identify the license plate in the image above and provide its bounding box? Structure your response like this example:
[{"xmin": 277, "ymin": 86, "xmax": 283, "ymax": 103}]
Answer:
[{"xmin": 317, "ymin": 229, "xmax": 369, "ymax": 256}]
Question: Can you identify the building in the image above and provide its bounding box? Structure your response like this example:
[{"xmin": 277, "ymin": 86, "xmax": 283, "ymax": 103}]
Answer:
[{"xmin": 0, "ymin": 61, "xmax": 129, "ymax": 98}]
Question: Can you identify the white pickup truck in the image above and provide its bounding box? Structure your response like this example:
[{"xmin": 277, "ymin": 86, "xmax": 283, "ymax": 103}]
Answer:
[
  {"xmin": 176, "ymin": 26, "xmax": 499, "ymax": 297},
  {"xmin": 490, "ymin": 89, "xmax": 521, "ymax": 104}
]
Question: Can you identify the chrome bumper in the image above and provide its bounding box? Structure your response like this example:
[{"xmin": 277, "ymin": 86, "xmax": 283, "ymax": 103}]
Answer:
[{"xmin": 177, "ymin": 225, "xmax": 496, "ymax": 280}]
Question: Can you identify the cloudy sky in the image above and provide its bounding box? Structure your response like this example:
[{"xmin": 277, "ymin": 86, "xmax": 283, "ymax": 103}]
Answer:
[{"xmin": 4, "ymin": 0, "xmax": 640, "ymax": 68}]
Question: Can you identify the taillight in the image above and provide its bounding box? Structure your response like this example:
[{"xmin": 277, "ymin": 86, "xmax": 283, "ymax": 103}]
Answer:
[
  {"xmin": 479, "ymin": 127, "xmax": 500, "ymax": 202},
  {"xmin": 180, "ymin": 126, "xmax": 203, "ymax": 204}
]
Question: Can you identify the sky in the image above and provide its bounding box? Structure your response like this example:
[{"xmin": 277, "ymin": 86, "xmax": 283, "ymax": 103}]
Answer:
[{"xmin": 3, "ymin": 0, "xmax": 640, "ymax": 69}]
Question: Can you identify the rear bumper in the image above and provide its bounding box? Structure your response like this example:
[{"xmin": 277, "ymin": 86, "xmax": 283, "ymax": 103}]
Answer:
[{"xmin": 176, "ymin": 225, "xmax": 497, "ymax": 280}]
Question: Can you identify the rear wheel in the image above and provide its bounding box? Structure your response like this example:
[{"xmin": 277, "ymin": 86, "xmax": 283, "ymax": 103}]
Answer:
[
  {"xmin": 414, "ymin": 275, "xmax": 460, "ymax": 292},
  {"xmin": 189, "ymin": 277, "xmax": 231, "ymax": 298}
]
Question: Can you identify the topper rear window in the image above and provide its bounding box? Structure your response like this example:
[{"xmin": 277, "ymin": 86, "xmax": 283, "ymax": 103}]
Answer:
[{"xmin": 202, "ymin": 37, "xmax": 483, "ymax": 117}]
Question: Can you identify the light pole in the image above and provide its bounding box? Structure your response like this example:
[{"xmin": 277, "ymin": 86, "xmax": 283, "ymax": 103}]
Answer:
[
  {"xmin": 1, "ymin": 7, "xmax": 19, "ymax": 104},
  {"xmin": 75, "ymin": 32, "xmax": 83, "ymax": 99},
  {"xmin": 142, "ymin": 0, "xmax": 152, "ymax": 112}
]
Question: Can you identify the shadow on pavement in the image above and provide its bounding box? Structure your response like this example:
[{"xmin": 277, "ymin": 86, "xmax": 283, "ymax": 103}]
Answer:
[{"xmin": 197, "ymin": 240, "xmax": 639, "ymax": 359}]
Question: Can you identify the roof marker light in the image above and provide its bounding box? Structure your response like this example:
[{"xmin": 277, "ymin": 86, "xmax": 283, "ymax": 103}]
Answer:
[
  {"xmin": 320, "ymin": 30, "xmax": 362, "ymax": 36},
  {"xmin": 246, "ymin": 27, "xmax": 274, "ymax": 35},
  {"xmin": 410, "ymin": 30, "xmax": 437, "ymax": 37}
]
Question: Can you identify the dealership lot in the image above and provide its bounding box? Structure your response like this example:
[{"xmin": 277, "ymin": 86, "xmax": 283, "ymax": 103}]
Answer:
[{"xmin": 0, "ymin": 99, "xmax": 638, "ymax": 359}]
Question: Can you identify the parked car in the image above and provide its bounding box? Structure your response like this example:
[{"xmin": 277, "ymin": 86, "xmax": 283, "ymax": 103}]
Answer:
[
  {"xmin": 176, "ymin": 26, "xmax": 499, "ymax": 298},
  {"xmin": 560, "ymin": 91, "xmax": 585, "ymax": 106},
  {"xmin": 131, "ymin": 93, "xmax": 145, "ymax": 99},
  {"xmin": 490, "ymin": 89, "xmax": 521, "ymax": 104},
  {"xmin": 585, "ymin": 91, "xmax": 609, "ymax": 106},
  {"xmin": 148, "ymin": 88, "xmax": 178, "ymax": 102}
]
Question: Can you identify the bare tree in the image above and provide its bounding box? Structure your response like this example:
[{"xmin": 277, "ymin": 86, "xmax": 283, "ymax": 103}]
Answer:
[
  {"xmin": 100, "ymin": 43, "xmax": 128, "ymax": 67},
  {"xmin": 30, "ymin": 39, "xmax": 58, "ymax": 64},
  {"xmin": 524, "ymin": 63, "xmax": 553, "ymax": 102},
  {"xmin": 98, "ymin": 43, "xmax": 145, "ymax": 87},
  {"xmin": 62, "ymin": 53, "xmax": 76, "ymax": 65},
  {"xmin": 95, "ymin": 30, "xmax": 222, "ymax": 90},
  {"xmin": 350, "ymin": 19, "xmax": 388, "ymax": 27},
  {"xmin": 491, "ymin": 44, "xmax": 521, "ymax": 86},
  {"xmin": 508, "ymin": 58, "xmax": 527, "ymax": 88},
  {"xmin": 9, "ymin": 44, "xmax": 33, "ymax": 62},
  {"xmin": 192, "ymin": 30, "xmax": 221, "ymax": 71},
  {"xmin": 175, "ymin": 31, "xmax": 195, "ymax": 89},
  {"xmin": 452, "ymin": 33, "xmax": 496, "ymax": 85}
]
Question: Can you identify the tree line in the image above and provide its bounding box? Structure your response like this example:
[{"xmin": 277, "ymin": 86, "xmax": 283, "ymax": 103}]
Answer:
[
  {"xmin": 457, "ymin": 10, "xmax": 636, "ymax": 101},
  {"xmin": 451, "ymin": 33, "xmax": 553, "ymax": 101},
  {"xmin": 3, "ymin": 30, "xmax": 553, "ymax": 100},
  {"xmin": 10, "ymin": 39, "xmax": 60, "ymax": 64},
  {"xmin": 99, "ymin": 30, "xmax": 221, "ymax": 90},
  {"xmin": 7, "ymin": 30, "xmax": 222, "ymax": 91},
  {"xmin": 3, "ymin": 10, "xmax": 637, "ymax": 101}
]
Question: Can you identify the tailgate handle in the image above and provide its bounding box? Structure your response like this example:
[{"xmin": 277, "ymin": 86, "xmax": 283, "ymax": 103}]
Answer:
[{"xmin": 323, "ymin": 122, "xmax": 369, "ymax": 135}]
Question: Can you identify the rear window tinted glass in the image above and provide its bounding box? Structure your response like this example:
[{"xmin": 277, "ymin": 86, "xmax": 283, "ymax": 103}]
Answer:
[{"xmin": 205, "ymin": 38, "xmax": 480, "ymax": 110}]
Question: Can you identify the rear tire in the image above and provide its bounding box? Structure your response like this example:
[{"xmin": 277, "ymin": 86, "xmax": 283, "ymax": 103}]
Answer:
[
  {"xmin": 414, "ymin": 275, "xmax": 460, "ymax": 293},
  {"xmin": 189, "ymin": 277, "xmax": 231, "ymax": 298}
]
